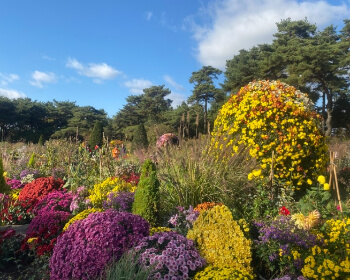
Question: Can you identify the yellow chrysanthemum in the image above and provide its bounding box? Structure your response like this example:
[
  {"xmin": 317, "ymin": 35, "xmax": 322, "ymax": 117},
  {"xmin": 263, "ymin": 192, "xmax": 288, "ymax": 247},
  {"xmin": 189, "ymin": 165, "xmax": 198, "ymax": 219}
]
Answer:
[
  {"xmin": 323, "ymin": 183, "xmax": 330, "ymax": 191},
  {"xmin": 210, "ymin": 80, "xmax": 327, "ymax": 190},
  {"xmin": 317, "ymin": 175, "xmax": 326, "ymax": 185}
]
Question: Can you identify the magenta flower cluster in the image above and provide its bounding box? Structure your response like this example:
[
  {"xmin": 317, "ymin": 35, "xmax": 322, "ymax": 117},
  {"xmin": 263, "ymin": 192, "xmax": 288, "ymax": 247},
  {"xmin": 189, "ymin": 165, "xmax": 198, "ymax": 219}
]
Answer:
[
  {"xmin": 103, "ymin": 191, "xmax": 134, "ymax": 212},
  {"xmin": 22, "ymin": 210, "xmax": 71, "ymax": 256},
  {"xmin": 134, "ymin": 231, "xmax": 206, "ymax": 280},
  {"xmin": 6, "ymin": 179, "xmax": 24, "ymax": 189},
  {"xmin": 33, "ymin": 190, "xmax": 73, "ymax": 216},
  {"xmin": 26, "ymin": 210, "xmax": 71, "ymax": 238},
  {"xmin": 50, "ymin": 210, "xmax": 150, "ymax": 280}
]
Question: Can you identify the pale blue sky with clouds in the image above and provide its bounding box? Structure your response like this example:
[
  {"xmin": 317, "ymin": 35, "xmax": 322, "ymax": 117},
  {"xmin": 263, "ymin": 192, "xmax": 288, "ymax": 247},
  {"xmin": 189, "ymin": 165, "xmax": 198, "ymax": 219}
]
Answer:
[{"xmin": 0, "ymin": 0, "xmax": 349, "ymax": 117}]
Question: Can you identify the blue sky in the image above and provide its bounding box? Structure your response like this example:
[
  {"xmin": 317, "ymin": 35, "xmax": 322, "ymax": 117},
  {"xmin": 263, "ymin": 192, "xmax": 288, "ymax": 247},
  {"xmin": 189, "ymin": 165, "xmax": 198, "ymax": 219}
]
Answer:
[{"xmin": 0, "ymin": 0, "xmax": 349, "ymax": 117}]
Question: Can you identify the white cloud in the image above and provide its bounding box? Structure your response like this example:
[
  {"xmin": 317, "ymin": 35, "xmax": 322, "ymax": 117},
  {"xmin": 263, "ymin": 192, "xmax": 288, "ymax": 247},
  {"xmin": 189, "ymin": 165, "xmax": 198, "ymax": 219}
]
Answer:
[
  {"xmin": 0, "ymin": 88, "xmax": 26, "ymax": 99},
  {"xmin": 66, "ymin": 58, "xmax": 121, "ymax": 83},
  {"xmin": 41, "ymin": 54, "xmax": 55, "ymax": 61},
  {"xmin": 164, "ymin": 75, "xmax": 186, "ymax": 92},
  {"xmin": 146, "ymin": 11, "xmax": 153, "ymax": 20},
  {"xmin": 30, "ymin": 71, "xmax": 57, "ymax": 88},
  {"xmin": 168, "ymin": 92, "xmax": 186, "ymax": 108},
  {"xmin": 124, "ymin": 79, "xmax": 153, "ymax": 94},
  {"xmin": 191, "ymin": 0, "xmax": 350, "ymax": 69},
  {"xmin": 0, "ymin": 73, "xmax": 19, "ymax": 86}
]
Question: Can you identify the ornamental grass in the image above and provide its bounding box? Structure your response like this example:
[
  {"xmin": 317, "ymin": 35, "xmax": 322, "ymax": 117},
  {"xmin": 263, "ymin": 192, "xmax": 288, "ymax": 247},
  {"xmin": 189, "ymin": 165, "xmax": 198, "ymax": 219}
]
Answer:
[{"xmin": 156, "ymin": 136, "xmax": 257, "ymax": 215}]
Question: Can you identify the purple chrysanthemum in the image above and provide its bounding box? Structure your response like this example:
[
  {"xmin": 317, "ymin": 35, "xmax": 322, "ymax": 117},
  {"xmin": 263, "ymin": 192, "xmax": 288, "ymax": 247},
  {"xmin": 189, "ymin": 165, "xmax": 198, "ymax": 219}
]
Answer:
[
  {"xmin": 103, "ymin": 191, "xmax": 134, "ymax": 212},
  {"xmin": 50, "ymin": 210, "xmax": 149, "ymax": 280},
  {"xmin": 134, "ymin": 231, "xmax": 205, "ymax": 280},
  {"xmin": 33, "ymin": 190, "xmax": 73, "ymax": 216}
]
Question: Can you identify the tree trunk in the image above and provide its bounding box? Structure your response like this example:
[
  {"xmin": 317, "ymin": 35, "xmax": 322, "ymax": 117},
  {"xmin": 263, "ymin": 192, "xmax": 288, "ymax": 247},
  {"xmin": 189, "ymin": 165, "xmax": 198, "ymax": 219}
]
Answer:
[
  {"xmin": 204, "ymin": 97, "xmax": 208, "ymax": 134},
  {"xmin": 325, "ymin": 109, "xmax": 333, "ymax": 136},
  {"xmin": 325, "ymin": 89, "xmax": 333, "ymax": 137}
]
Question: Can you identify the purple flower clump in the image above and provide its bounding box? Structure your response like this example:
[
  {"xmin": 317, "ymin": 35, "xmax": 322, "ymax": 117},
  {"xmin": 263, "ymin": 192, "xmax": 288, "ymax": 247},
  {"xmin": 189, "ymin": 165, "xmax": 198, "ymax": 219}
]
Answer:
[
  {"xmin": 20, "ymin": 169, "xmax": 40, "ymax": 180},
  {"xmin": 51, "ymin": 167, "xmax": 66, "ymax": 179},
  {"xmin": 33, "ymin": 190, "xmax": 73, "ymax": 216},
  {"xmin": 103, "ymin": 191, "xmax": 134, "ymax": 212},
  {"xmin": 26, "ymin": 210, "xmax": 71, "ymax": 237},
  {"xmin": 50, "ymin": 210, "xmax": 150, "ymax": 280},
  {"xmin": 7, "ymin": 179, "xmax": 24, "ymax": 189},
  {"xmin": 255, "ymin": 215, "xmax": 322, "ymax": 249},
  {"xmin": 134, "ymin": 231, "xmax": 206, "ymax": 280},
  {"xmin": 168, "ymin": 206, "xmax": 199, "ymax": 235},
  {"xmin": 273, "ymin": 276, "xmax": 308, "ymax": 280}
]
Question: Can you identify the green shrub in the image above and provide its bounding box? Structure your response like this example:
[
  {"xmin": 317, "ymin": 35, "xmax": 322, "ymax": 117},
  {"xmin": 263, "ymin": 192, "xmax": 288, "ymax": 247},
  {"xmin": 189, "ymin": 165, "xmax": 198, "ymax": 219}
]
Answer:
[
  {"xmin": 132, "ymin": 123, "xmax": 149, "ymax": 151},
  {"xmin": 132, "ymin": 159, "xmax": 160, "ymax": 227},
  {"xmin": 89, "ymin": 120, "xmax": 103, "ymax": 148}
]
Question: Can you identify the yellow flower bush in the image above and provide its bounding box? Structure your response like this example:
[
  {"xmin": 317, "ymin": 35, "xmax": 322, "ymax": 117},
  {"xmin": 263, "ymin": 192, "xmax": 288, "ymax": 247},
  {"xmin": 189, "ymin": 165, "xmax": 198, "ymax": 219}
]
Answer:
[
  {"xmin": 210, "ymin": 80, "xmax": 327, "ymax": 189},
  {"xmin": 63, "ymin": 208, "xmax": 103, "ymax": 231},
  {"xmin": 301, "ymin": 218, "xmax": 350, "ymax": 279},
  {"xmin": 88, "ymin": 177, "xmax": 135, "ymax": 207},
  {"xmin": 187, "ymin": 205, "xmax": 253, "ymax": 275},
  {"xmin": 149, "ymin": 226, "xmax": 172, "ymax": 236},
  {"xmin": 193, "ymin": 266, "xmax": 254, "ymax": 280}
]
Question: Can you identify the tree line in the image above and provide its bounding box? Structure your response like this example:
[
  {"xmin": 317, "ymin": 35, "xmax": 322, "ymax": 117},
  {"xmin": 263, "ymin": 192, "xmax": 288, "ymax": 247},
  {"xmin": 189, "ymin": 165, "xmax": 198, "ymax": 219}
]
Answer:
[{"xmin": 0, "ymin": 18, "xmax": 349, "ymax": 144}]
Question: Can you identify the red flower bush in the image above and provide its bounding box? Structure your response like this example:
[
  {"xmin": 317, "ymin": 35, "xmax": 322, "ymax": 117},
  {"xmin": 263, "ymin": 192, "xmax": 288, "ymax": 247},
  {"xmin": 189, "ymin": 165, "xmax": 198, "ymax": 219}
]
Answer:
[
  {"xmin": 279, "ymin": 206, "xmax": 290, "ymax": 216},
  {"xmin": 18, "ymin": 177, "xmax": 65, "ymax": 205}
]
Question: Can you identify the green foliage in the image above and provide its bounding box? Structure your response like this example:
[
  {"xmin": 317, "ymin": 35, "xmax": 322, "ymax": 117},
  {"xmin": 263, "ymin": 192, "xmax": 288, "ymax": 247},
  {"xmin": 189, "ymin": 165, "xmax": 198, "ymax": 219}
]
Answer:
[
  {"xmin": 188, "ymin": 66, "xmax": 224, "ymax": 133},
  {"xmin": 132, "ymin": 159, "xmax": 160, "ymax": 227},
  {"xmin": 27, "ymin": 152, "xmax": 35, "ymax": 168},
  {"xmin": 103, "ymin": 250, "xmax": 154, "ymax": 280},
  {"xmin": 37, "ymin": 135, "xmax": 44, "ymax": 146},
  {"xmin": 89, "ymin": 120, "xmax": 103, "ymax": 148},
  {"xmin": 0, "ymin": 156, "xmax": 10, "ymax": 194},
  {"xmin": 132, "ymin": 123, "xmax": 149, "ymax": 151},
  {"xmin": 156, "ymin": 136, "xmax": 257, "ymax": 216}
]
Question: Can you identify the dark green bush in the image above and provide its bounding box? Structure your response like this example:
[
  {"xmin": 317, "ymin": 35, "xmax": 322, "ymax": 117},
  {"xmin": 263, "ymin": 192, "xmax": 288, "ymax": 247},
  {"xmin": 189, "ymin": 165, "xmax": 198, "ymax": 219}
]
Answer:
[{"xmin": 132, "ymin": 159, "xmax": 160, "ymax": 227}]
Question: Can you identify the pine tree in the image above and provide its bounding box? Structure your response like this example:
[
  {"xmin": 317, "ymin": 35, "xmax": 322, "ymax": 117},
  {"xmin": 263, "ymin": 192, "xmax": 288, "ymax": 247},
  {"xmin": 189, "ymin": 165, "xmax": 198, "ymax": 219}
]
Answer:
[
  {"xmin": 132, "ymin": 159, "xmax": 160, "ymax": 227},
  {"xmin": 89, "ymin": 120, "xmax": 103, "ymax": 148},
  {"xmin": 132, "ymin": 123, "xmax": 149, "ymax": 150}
]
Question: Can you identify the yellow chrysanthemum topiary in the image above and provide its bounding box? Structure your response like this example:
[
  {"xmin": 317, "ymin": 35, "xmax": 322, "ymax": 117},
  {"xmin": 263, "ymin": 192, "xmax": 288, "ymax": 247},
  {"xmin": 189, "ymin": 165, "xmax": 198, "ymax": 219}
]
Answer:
[
  {"xmin": 301, "ymin": 218, "xmax": 350, "ymax": 279},
  {"xmin": 63, "ymin": 208, "xmax": 103, "ymax": 231},
  {"xmin": 210, "ymin": 80, "xmax": 328, "ymax": 189},
  {"xmin": 88, "ymin": 177, "xmax": 135, "ymax": 207},
  {"xmin": 187, "ymin": 205, "xmax": 253, "ymax": 275},
  {"xmin": 193, "ymin": 266, "xmax": 254, "ymax": 280}
]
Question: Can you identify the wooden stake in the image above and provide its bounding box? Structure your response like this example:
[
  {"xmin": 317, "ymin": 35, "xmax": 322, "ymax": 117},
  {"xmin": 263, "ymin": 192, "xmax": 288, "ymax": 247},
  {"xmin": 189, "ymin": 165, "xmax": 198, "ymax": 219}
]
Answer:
[{"xmin": 329, "ymin": 151, "xmax": 342, "ymax": 212}]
